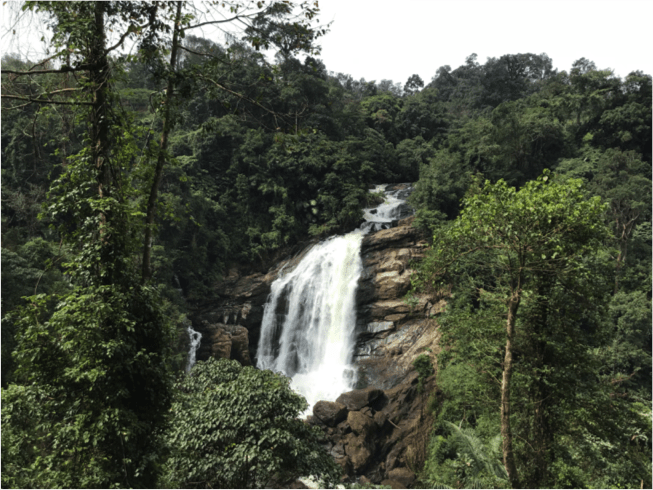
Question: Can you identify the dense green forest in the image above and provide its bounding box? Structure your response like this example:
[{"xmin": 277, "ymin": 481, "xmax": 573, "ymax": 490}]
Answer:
[{"xmin": 1, "ymin": 1, "xmax": 651, "ymax": 488}]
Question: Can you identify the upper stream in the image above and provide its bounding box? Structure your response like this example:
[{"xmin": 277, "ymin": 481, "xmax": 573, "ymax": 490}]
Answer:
[{"xmin": 256, "ymin": 184, "xmax": 413, "ymax": 412}]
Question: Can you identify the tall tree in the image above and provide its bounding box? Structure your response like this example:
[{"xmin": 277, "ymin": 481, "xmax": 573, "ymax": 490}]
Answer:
[
  {"xmin": 1, "ymin": 1, "xmax": 327, "ymax": 487},
  {"xmin": 414, "ymin": 172, "xmax": 611, "ymax": 487}
]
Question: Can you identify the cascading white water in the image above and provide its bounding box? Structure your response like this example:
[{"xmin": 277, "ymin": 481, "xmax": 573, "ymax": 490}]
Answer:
[
  {"xmin": 257, "ymin": 231, "xmax": 363, "ymax": 411},
  {"xmin": 185, "ymin": 325, "xmax": 202, "ymax": 373},
  {"xmin": 362, "ymin": 184, "xmax": 414, "ymax": 232},
  {"xmin": 256, "ymin": 184, "xmax": 412, "ymax": 412}
]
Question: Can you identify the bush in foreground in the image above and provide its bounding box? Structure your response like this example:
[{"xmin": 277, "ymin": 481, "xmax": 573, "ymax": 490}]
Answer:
[{"xmin": 164, "ymin": 358, "xmax": 340, "ymax": 488}]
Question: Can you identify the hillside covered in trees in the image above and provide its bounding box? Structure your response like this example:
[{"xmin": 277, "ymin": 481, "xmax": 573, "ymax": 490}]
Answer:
[{"xmin": 1, "ymin": 1, "xmax": 651, "ymax": 488}]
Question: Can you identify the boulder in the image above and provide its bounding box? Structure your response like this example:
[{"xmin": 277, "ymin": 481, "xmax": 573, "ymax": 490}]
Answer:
[
  {"xmin": 205, "ymin": 323, "xmax": 252, "ymax": 366},
  {"xmin": 313, "ymin": 401, "xmax": 348, "ymax": 427},
  {"xmin": 335, "ymin": 456, "xmax": 352, "ymax": 477},
  {"xmin": 347, "ymin": 410, "xmax": 375, "ymax": 438},
  {"xmin": 358, "ymin": 475, "xmax": 372, "ymax": 486},
  {"xmin": 373, "ymin": 410, "xmax": 387, "ymax": 428},
  {"xmin": 330, "ymin": 442, "xmax": 346, "ymax": 459},
  {"xmin": 336, "ymin": 387, "xmax": 384, "ymax": 411},
  {"xmin": 385, "ymin": 444, "xmax": 404, "ymax": 472},
  {"xmin": 387, "ymin": 467, "xmax": 415, "ymax": 487},
  {"xmin": 223, "ymin": 325, "xmax": 251, "ymax": 365},
  {"xmin": 375, "ymin": 270, "xmax": 412, "ymax": 300},
  {"xmin": 362, "ymin": 222, "xmax": 420, "ymax": 253},
  {"xmin": 209, "ymin": 326, "xmax": 232, "ymax": 359},
  {"xmin": 287, "ymin": 480, "xmax": 309, "ymax": 489},
  {"xmin": 366, "ymin": 299, "xmax": 412, "ymax": 320},
  {"xmin": 344, "ymin": 433, "xmax": 373, "ymax": 472}
]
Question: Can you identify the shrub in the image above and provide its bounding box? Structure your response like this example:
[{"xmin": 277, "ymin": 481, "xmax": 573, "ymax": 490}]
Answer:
[{"xmin": 164, "ymin": 358, "xmax": 341, "ymax": 488}]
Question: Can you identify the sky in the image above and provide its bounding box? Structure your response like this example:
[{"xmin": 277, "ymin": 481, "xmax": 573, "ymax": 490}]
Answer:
[
  {"xmin": 314, "ymin": 0, "xmax": 653, "ymax": 85},
  {"xmin": 2, "ymin": 0, "xmax": 652, "ymax": 86}
]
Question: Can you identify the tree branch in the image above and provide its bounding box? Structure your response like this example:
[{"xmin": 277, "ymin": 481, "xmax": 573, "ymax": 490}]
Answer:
[
  {"xmin": 186, "ymin": 14, "xmax": 245, "ymax": 30},
  {"xmin": 1, "ymin": 63, "xmax": 99, "ymax": 77},
  {"xmin": 196, "ymin": 73, "xmax": 278, "ymax": 119},
  {"xmin": 1, "ymin": 94, "xmax": 93, "ymax": 106},
  {"xmin": 179, "ymin": 45, "xmax": 229, "ymax": 63},
  {"xmin": 105, "ymin": 22, "xmax": 150, "ymax": 55}
]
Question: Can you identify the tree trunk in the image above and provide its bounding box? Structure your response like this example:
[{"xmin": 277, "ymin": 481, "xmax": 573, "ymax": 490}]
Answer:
[
  {"xmin": 90, "ymin": 1, "xmax": 113, "ymax": 285},
  {"xmin": 502, "ymin": 290, "xmax": 521, "ymax": 489},
  {"xmin": 141, "ymin": 1, "xmax": 183, "ymax": 283},
  {"xmin": 528, "ymin": 276, "xmax": 555, "ymax": 487}
]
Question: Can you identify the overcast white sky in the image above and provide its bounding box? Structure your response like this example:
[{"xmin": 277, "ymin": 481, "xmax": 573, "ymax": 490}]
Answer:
[
  {"xmin": 314, "ymin": 0, "xmax": 653, "ymax": 84},
  {"xmin": 2, "ymin": 0, "xmax": 652, "ymax": 85}
]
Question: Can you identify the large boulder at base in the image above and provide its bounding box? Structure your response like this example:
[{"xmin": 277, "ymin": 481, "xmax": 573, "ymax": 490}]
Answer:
[
  {"xmin": 336, "ymin": 387, "xmax": 383, "ymax": 411},
  {"xmin": 387, "ymin": 467, "xmax": 415, "ymax": 487},
  {"xmin": 313, "ymin": 401, "xmax": 348, "ymax": 427}
]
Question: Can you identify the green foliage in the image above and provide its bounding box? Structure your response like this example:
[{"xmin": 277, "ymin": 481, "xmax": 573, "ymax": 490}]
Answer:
[
  {"xmin": 2, "ymin": 284, "xmax": 175, "ymax": 488},
  {"xmin": 417, "ymin": 171, "xmax": 651, "ymax": 487},
  {"xmin": 414, "ymin": 171, "xmax": 611, "ymax": 299},
  {"xmin": 413, "ymin": 353, "xmax": 434, "ymax": 393},
  {"xmin": 164, "ymin": 358, "xmax": 341, "ymax": 489},
  {"xmin": 413, "ymin": 353, "xmax": 435, "ymax": 379},
  {"xmin": 422, "ymin": 422, "xmax": 508, "ymax": 489},
  {"xmin": 3, "ymin": 19, "xmax": 652, "ymax": 488},
  {"xmin": 409, "ymin": 149, "xmax": 469, "ymax": 231}
]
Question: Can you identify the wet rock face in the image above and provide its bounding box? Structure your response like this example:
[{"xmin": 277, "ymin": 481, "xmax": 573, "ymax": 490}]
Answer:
[
  {"xmin": 308, "ymin": 371, "xmax": 434, "ymax": 487},
  {"xmin": 196, "ymin": 322, "xmax": 252, "ymax": 366},
  {"xmin": 355, "ymin": 216, "xmax": 442, "ymax": 391},
  {"xmin": 192, "ymin": 272, "xmax": 275, "ymax": 363}
]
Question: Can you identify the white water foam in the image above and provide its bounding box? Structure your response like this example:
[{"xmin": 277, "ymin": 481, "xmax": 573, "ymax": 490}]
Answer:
[{"xmin": 257, "ymin": 230, "xmax": 363, "ymax": 412}]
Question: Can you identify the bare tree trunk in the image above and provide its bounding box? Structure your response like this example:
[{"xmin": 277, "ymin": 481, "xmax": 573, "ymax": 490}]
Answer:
[
  {"xmin": 141, "ymin": 1, "xmax": 183, "ymax": 283},
  {"xmin": 502, "ymin": 290, "xmax": 521, "ymax": 489}
]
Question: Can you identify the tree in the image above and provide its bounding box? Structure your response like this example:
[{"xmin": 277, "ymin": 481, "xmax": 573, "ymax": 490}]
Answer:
[
  {"xmin": 404, "ymin": 73, "xmax": 424, "ymax": 95},
  {"xmin": 1, "ymin": 1, "xmax": 327, "ymax": 486},
  {"xmin": 480, "ymin": 53, "xmax": 555, "ymax": 108},
  {"xmin": 164, "ymin": 358, "xmax": 341, "ymax": 488},
  {"xmin": 414, "ymin": 171, "xmax": 611, "ymax": 487}
]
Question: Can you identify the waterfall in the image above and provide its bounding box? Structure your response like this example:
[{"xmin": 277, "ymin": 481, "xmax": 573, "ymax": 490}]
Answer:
[
  {"xmin": 185, "ymin": 325, "xmax": 202, "ymax": 374},
  {"xmin": 257, "ymin": 231, "xmax": 363, "ymax": 410},
  {"xmin": 257, "ymin": 184, "xmax": 412, "ymax": 412}
]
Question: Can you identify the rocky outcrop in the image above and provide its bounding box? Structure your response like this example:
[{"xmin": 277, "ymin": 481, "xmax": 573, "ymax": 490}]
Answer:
[
  {"xmin": 190, "ymin": 199, "xmax": 443, "ymax": 381},
  {"xmin": 354, "ymin": 216, "xmax": 443, "ymax": 390},
  {"xmin": 308, "ymin": 371, "xmax": 436, "ymax": 487}
]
